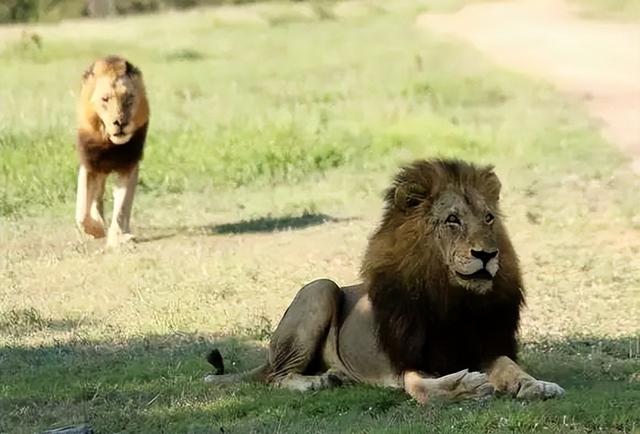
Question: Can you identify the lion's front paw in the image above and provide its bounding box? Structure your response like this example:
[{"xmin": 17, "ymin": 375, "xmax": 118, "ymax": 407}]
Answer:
[
  {"xmin": 107, "ymin": 229, "xmax": 135, "ymax": 248},
  {"xmin": 517, "ymin": 379, "xmax": 565, "ymax": 400},
  {"xmin": 458, "ymin": 370, "xmax": 496, "ymax": 399},
  {"xmin": 437, "ymin": 369, "xmax": 495, "ymax": 400},
  {"xmin": 78, "ymin": 217, "xmax": 106, "ymax": 239}
]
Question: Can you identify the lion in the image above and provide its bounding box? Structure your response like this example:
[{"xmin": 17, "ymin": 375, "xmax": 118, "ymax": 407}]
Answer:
[
  {"xmin": 75, "ymin": 55, "xmax": 149, "ymax": 247},
  {"xmin": 205, "ymin": 159, "xmax": 565, "ymax": 402}
]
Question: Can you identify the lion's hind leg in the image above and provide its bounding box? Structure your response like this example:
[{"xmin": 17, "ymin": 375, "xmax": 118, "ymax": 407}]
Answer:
[
  {"xmin": 404, "ymin": 369, "xmax": 495, "ymax": 404},
  {"xmin": 267, "ymin": 279, "xmax": 343, "ymax": 386},
  {"xmin": 203, "ymin": 280, "xmax": 345, "ymax": 389},
  {"xmin": 275, "ymin": 369, "xmax": 352, "ymax": 392}
]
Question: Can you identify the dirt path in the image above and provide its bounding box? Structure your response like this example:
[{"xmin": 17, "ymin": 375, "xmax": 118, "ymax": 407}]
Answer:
[{"xmin": 418, "ymin": 0, "xmax": 640, "ymax": 172}]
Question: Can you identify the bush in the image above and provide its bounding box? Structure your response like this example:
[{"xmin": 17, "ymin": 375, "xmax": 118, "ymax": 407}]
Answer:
[
  {"xmin": 0, "ymin": 0, "xmax": 317, "ymax": 23},
  {"xmin": 0, "ymin": 0, "xmax": 87, "ymax": 23},
  {"xmin": 0, "ymin": 0, "xmax": 41, "ymax": 23}
]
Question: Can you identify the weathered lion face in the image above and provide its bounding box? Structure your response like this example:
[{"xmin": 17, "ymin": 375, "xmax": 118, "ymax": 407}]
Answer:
[
  {"xmin": 91, "ymin": 75, "xmax": 139, "ymax": 144},
  {"xmin": 390, "ymin": 160, "xmax": 503, "ymax": 294},
  {"xmin": 430, "ymin": 189, "xmax": 500, "ymax": 293},
  {"xmin": 82, "ymin": 57, "xmax": 146, "ymax": 145}
]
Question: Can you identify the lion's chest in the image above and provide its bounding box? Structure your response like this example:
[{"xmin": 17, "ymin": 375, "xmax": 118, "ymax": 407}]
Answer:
[
  {"xmin": 78, "ymin": 123, "xmax": 148, "ymax": 173},
  {"xmin": 417, "ymin": 302, "xmax": 519, "ymax": 375},
  {"xmin": 375, "ymin": 297, "xmax": 520, "ymax": 376}
]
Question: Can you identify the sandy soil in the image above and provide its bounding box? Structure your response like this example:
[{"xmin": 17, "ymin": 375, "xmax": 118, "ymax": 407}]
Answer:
[{"xmin": 418, "ymin": 0, "xmax": 640, "ymax": 172}]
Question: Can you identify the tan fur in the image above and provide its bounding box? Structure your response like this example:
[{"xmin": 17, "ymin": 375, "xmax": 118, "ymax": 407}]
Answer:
[
  {"xmin": 75, "ymin": 56, "xmax": 150, "ymax": 247},
  {"xmin": 205, "ymin": 160, "xmax": 565, "ymax": 403},
  {"xmin": 403, "ymin": 369, "xmax": 494, "ymax": 404}
]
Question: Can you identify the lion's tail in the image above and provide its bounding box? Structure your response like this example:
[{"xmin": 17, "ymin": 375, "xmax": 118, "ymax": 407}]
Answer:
[{"xmin": 204, "ymin": 349, "xmax": 269, "ymax": 385}]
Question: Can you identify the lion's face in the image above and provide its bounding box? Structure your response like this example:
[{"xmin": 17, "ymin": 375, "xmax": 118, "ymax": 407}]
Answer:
[
  {"xmin": 90, "ymin": 74, "xmax": 141, "ymax": 145},
  {"xmin": 386, "ymin": 160, "xmax": 504, "ymax": 294},
  {"xmin": 81, "ymin": 57, "xmax": 146, "ymax": 145},
  {"xmin": 430, "ymin": 189, "xmax": 500, "ymax": 293}
]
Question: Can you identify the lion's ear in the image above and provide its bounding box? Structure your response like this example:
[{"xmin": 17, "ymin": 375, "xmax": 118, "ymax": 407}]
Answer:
[
  {"xmin": 483, "ymin": 168, "xmax": 502, "ymax": 202},
  {"xmin": 125, "ymin": 60, "xmax": 140, "ymax": 77},
  {"xmin": 394, "ymin": 183, "xmax": 428, "ymax": 211}
]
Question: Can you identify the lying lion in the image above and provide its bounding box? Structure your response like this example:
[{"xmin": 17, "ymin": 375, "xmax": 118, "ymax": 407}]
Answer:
[
  {"xmin": 75, "ymin": 56, "xmax": 149, "ymax": 247},
  {"xmin": 206, "ymin": 159, "xmax": 565, "ymax": 402}
]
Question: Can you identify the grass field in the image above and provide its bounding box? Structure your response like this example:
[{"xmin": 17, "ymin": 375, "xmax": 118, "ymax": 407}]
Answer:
[{"xmin": 1, "ymin": 1, "xmax": 639, "ymax": 433}]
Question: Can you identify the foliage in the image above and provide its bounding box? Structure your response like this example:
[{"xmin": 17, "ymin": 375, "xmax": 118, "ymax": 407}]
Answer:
[{"xmin": 0, "ymin": 0, "xmax": 324, "ymax": 23}]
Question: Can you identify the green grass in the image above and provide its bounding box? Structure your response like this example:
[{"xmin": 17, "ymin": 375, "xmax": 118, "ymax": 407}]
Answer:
[
  {"xmin": 0, "ymin": 0, "xmax": 621, "ymax": 218},
  {"xmin": 1, "ymin": 1, "xmax": 640, "ymax": 433}
]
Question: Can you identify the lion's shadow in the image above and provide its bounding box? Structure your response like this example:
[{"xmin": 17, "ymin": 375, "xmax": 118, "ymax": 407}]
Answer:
[{"xmin": 135, "ymin": 212, "xmax": 350, "ymax": 243}]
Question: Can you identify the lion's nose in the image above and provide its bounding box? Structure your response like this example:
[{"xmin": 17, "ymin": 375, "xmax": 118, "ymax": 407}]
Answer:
[
  {"xmin": 470, "ymin": 249, "xmax": 498, "ymax": 266},
  {"xmin": 113, "ymin": 120, "xmax": 122, "ymax": 127}
]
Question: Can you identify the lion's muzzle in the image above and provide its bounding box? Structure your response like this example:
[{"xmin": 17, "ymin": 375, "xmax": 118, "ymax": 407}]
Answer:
[
  {"xmin": 107, "ymin": 120, "xmax": 134, "ymax": 145},
  {"xmin": 454, "ymin": 248, "xmax": 500, "ymax": 285}
]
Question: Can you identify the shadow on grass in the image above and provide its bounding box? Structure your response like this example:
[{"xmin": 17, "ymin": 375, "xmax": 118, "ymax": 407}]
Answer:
[
  {"xmin": 0, "ymin": 332, "xmax": 268, "ymax": 433},
  {"xmin": 209, "ymin": 213, "xmax": 343, "ymax": 235},
  {"xmin": 1, "ymin": 333, "xmax": 638, "ymax": 433},
  {"xmin": 135, "ymin": 212, "xmax": 349, "ymax": 243},
  {"xmin": 0, "ymin": 308, "xmax": 94, "ymax": 337}
]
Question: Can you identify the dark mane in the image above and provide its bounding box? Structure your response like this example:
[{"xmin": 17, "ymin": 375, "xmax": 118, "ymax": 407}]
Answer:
[
  {"xmin": 361, "ymin": 159, "xmax": 525, "ymax": 375},
  {"xmin": 77, "ymin": 122, "xmax": 148, "ymax": 173}
]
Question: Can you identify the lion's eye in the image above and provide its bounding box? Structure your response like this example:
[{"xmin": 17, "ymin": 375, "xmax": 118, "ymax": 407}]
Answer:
[
  {"xmin": 485, "ymin": 213, "xmax": 495, "ymax": 224},
  {"xmin": 101, "ymin": 96, "xmax": 109, "ymax": 103},
  {"xmin": 445, "ymin": 214, "xmax": 461, "ymax": 225}
]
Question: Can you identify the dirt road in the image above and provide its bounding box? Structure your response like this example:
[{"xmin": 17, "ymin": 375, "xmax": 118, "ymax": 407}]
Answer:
[{"xmin": 418, "ymin": 0, "xmax": 640, "ymax": 172}]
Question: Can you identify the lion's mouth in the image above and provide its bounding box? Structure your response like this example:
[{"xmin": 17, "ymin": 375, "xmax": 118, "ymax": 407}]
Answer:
[
  {"xmin": 109, "ymin": 132, "xmax": 132, "ymax": 144},
  {"xmin": 456, "ymin": 269, "xmax": 494, "ymax": 281}
]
